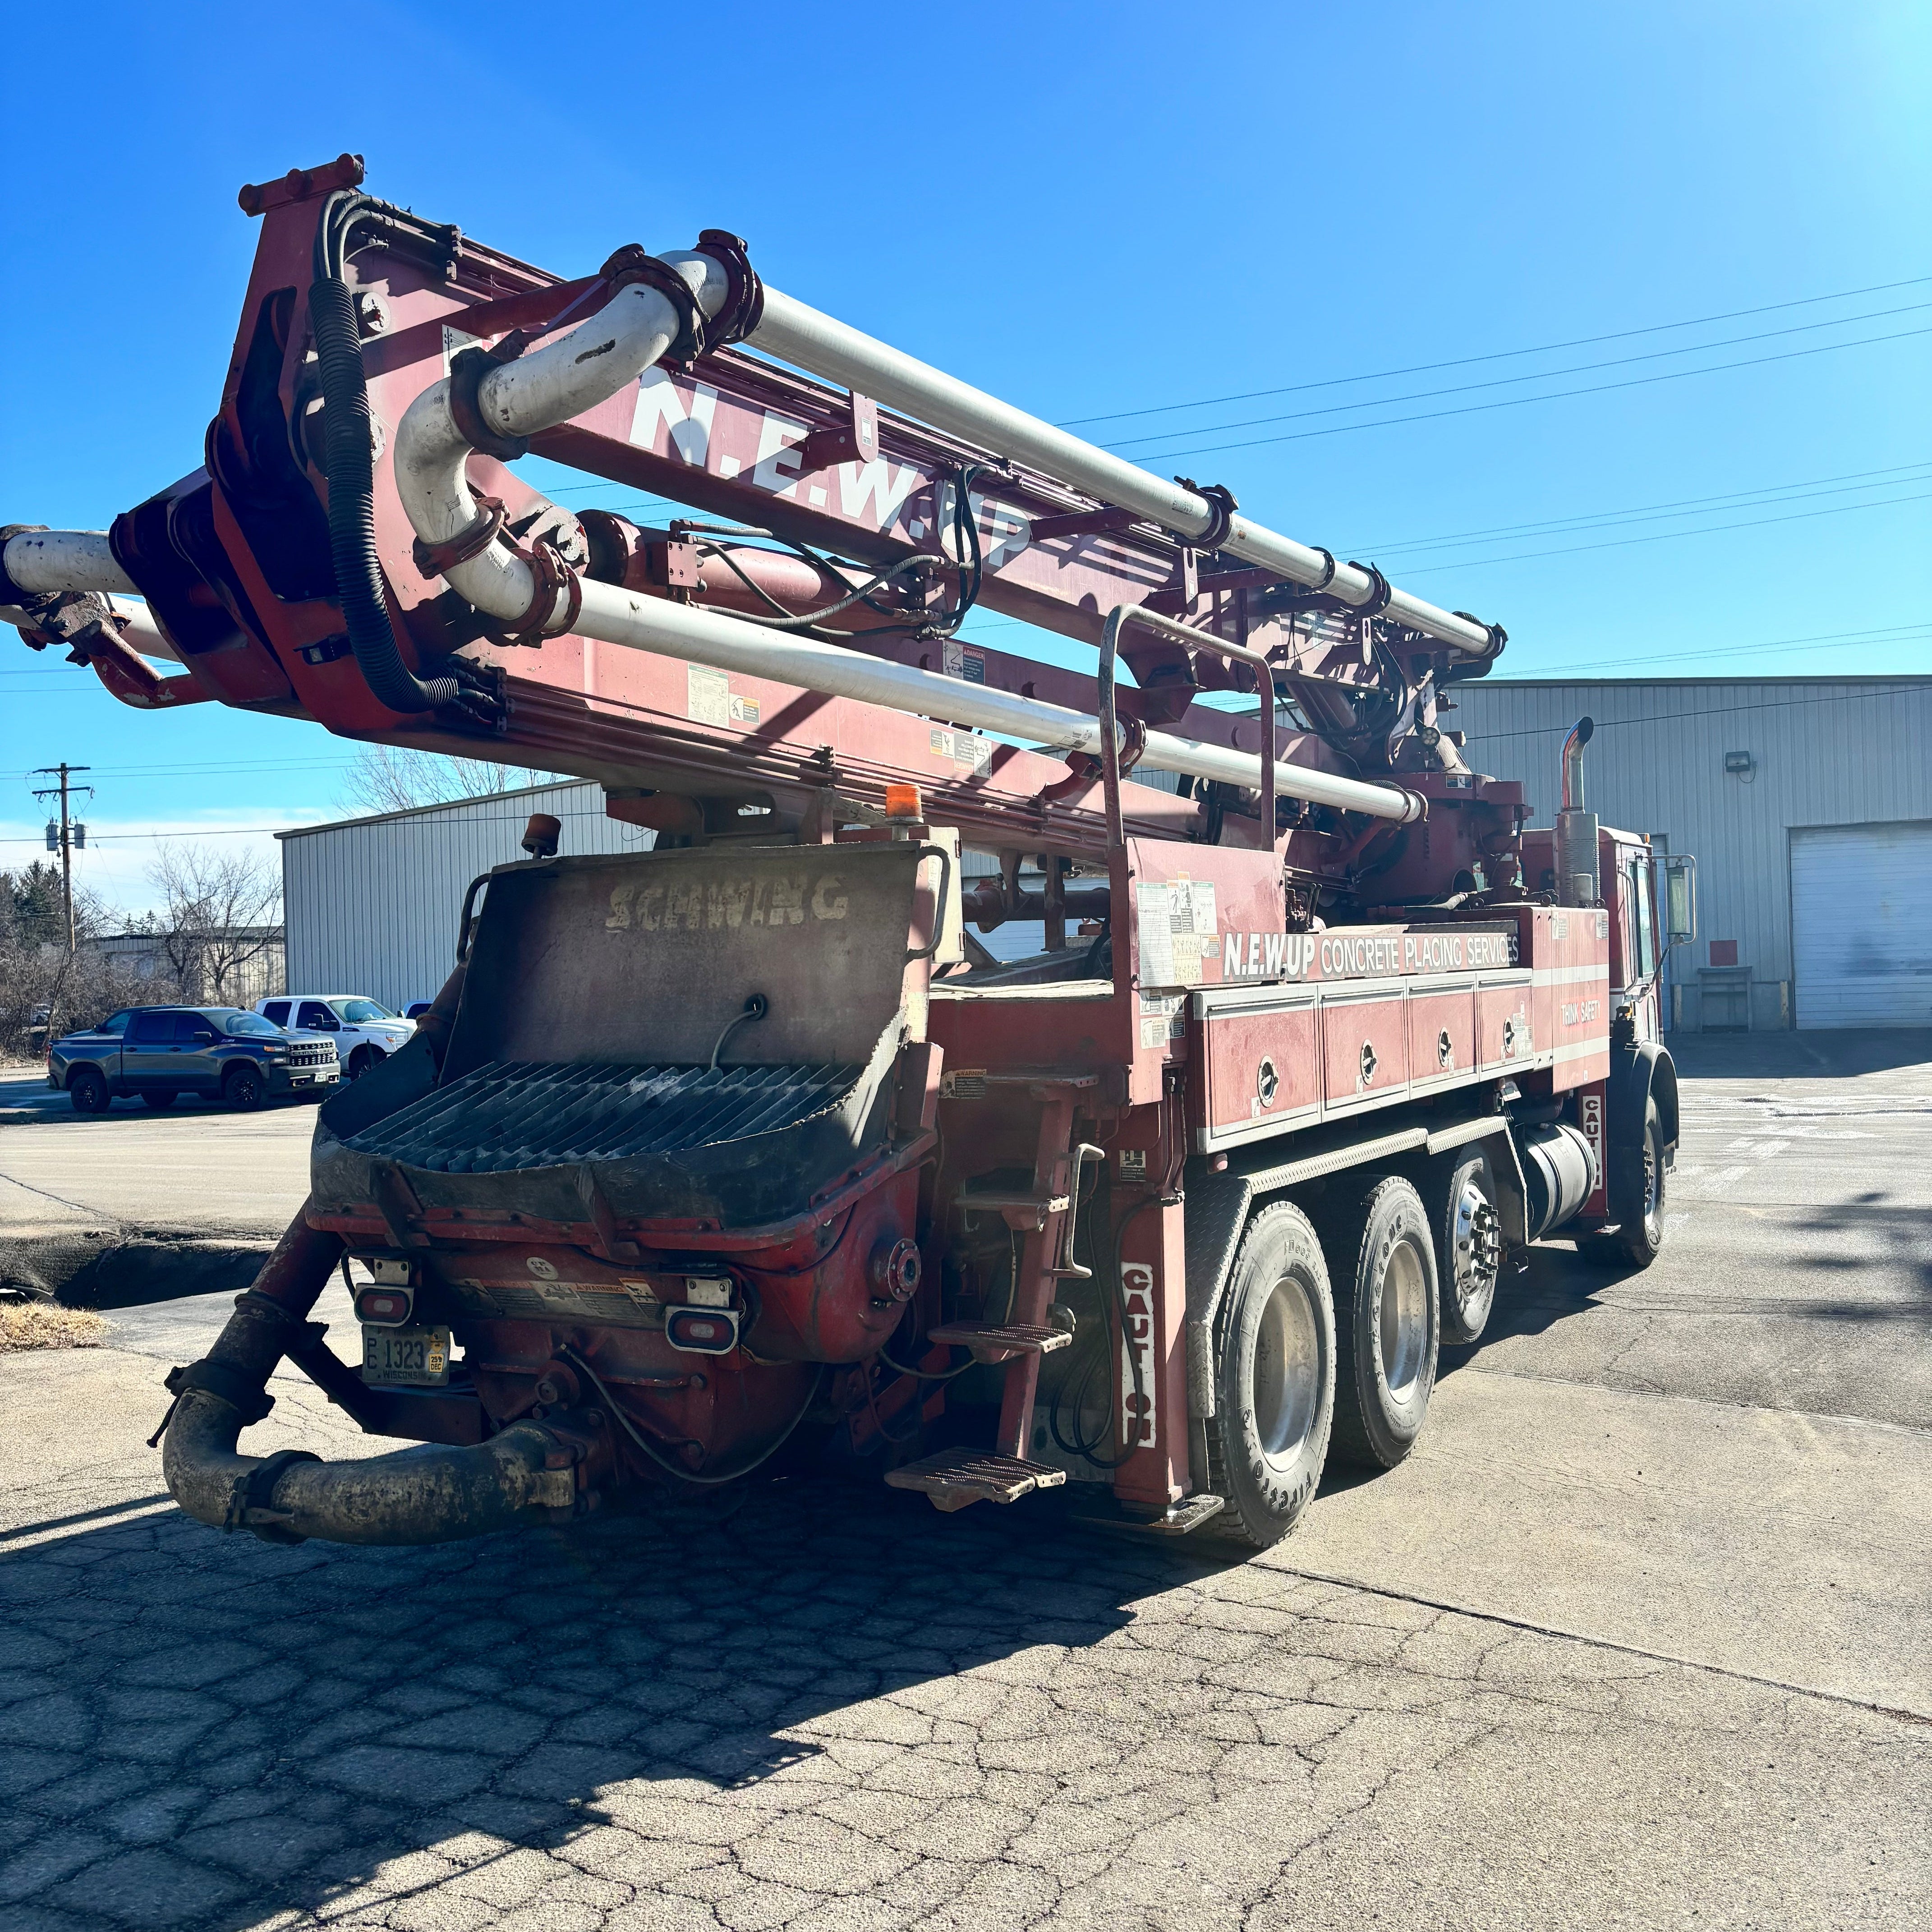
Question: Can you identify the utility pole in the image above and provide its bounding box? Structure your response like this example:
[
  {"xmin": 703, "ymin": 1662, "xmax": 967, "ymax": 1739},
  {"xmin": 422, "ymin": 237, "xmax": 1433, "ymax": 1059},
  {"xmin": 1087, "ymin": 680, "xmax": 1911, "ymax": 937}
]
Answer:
[{"xmin": 31, "ymin": 764, "xmax": 92, "ymax": 952}]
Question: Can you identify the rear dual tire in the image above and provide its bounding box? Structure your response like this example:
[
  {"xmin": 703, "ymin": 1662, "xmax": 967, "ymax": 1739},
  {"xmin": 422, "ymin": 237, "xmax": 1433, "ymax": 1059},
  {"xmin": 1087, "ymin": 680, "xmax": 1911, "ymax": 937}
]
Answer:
[
  {"xmin": 1317, "ymin": 1174, "xmax": 1440, "ymax": 1471},
  {"xmin": 1207, "ymin": 1203, "xmax": 1336, "ymax": 1549},
  {"xmin": 1428, "ymin": 1148, "xmax": 1502, "ymax": 1346}
]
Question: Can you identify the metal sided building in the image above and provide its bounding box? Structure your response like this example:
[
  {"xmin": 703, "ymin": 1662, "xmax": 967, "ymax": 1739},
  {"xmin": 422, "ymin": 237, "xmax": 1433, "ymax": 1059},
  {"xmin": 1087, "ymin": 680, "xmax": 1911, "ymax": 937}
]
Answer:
[
  {"xmin": 278, "ymin": 782, "xmax": 653, "ymax": 1014},
  {"xmin": 278, "ymin": 783, "xmax": 1041, "ymax": 1013},
  {"xmin": 1450, "ymin": 676, "xmax": 1932, "ymax": 1031}
]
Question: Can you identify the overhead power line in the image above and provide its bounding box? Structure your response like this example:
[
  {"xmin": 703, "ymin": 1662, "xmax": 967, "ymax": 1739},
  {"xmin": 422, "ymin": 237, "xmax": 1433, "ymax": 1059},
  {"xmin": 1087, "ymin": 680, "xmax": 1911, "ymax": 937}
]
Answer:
[
  {"xmin": 1354, "ymin": 460, "xmax": 1932, "ymax": 559},
  {"xmin": 1465, "ymin": 681, "xmax": 1932, "ymax": 741},
  {"xmin": 1395, "ymin": 488, "xmax": 1932, "ymax": 578},
  {"xmin": 1106, "ymin": 301, "xmax": 1932, "ymax": 454},
  {"xmin": 1504, "ymin": 621, "xmax": 1932, "ymax": 678},
  {"xmin": 1126, "ymin": 324, "xmax": 1932, "ymax": 465},
  {"xmin": 1058, "ymin": 272, "xmax": 1932, "ymax": 429}
]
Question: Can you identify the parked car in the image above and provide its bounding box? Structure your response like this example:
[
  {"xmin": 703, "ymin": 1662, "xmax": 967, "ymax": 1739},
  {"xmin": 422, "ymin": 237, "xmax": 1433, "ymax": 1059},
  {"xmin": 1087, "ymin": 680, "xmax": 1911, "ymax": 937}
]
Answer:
[
  {"xmin": 256, "ymin": 995, "xmax": 415, "ymax": 1081},
  {"xmin": 47, "ymin": 1006, "xmax": 340, "ymax": 1113},
  {"xmin": 404, "ymin": 1001, "xmax": 434, "ymax": 1021}
]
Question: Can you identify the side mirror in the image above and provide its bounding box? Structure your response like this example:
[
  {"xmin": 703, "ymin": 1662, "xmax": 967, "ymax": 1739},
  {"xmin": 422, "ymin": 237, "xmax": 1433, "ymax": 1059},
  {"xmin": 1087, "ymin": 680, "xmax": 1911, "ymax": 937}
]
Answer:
[
  {"xmin": 193, "ymin": 1030, "xmax": 217, "ymax": 1045},
  {"xmin": 1663, "ymin": 854, "xmax": 1697, "ymax": 947}
]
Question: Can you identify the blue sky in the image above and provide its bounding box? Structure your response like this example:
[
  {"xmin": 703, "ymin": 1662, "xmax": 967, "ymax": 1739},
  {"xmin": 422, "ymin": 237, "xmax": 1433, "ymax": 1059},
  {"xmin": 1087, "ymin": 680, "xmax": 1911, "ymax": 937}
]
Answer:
[{"xmin": 2, "ymin": 1, "xmax": 1926, "ymax": 915}]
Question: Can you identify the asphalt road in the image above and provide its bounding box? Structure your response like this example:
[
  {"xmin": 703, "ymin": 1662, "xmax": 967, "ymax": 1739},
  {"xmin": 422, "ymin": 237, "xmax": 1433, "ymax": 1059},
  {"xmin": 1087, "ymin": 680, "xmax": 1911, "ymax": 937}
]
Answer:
[
  {"xmin": 0, "ymin": 1067, "xmax": 316, "ymax": 1240},
  {"xmin": 1, "ymin": 1031, "xmax": 1927, "ymax": 1930}
]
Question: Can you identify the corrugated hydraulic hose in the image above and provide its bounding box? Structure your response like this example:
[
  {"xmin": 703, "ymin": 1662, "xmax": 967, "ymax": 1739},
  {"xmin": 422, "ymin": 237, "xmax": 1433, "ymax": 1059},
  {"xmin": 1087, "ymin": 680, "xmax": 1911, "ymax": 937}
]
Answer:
[{"xmin": 309, "ymin": 273, "xmax": 459, "ymax": 713}]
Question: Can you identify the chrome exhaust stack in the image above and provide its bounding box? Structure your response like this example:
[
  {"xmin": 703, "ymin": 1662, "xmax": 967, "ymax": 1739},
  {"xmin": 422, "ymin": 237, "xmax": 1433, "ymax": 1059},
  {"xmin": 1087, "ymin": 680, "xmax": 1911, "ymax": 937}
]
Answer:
[{"xmin": 1555, "ymin": 716, "xmax": 1600, "ymax": 907}]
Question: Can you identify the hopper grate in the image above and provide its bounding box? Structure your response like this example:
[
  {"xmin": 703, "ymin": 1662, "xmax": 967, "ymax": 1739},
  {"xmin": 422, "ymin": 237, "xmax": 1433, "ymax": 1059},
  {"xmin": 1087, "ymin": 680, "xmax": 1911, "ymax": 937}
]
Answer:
[{"xmin": 343, "ymin": 1059, "xmax": 863, "ymax": 1174}]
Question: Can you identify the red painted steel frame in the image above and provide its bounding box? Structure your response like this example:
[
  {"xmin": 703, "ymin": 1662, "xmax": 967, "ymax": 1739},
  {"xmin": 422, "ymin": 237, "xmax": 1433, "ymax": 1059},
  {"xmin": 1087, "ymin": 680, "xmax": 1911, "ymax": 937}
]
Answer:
[{"xmin": 39, "ymin": 162, "xmax": 1642, "ymax": 1531}]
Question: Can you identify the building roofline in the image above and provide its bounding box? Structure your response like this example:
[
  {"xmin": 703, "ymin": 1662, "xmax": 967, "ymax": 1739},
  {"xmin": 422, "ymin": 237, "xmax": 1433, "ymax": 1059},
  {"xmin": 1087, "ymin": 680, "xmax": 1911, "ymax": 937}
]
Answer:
[
  {"xmin": 1469, "ymin": 674, "xmax": 1932, "ymax": 689},
  {"xmin": 275, "ymin": 777, "xmax": 597, "ymax": 842}
]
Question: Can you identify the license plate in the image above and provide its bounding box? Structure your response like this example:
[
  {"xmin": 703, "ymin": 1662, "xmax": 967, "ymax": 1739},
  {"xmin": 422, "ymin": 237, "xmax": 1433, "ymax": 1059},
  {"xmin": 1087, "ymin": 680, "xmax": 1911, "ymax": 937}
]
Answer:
[{"xmin": 361, "ymin": 1325, "xmax": 451, "ymax": 1386}]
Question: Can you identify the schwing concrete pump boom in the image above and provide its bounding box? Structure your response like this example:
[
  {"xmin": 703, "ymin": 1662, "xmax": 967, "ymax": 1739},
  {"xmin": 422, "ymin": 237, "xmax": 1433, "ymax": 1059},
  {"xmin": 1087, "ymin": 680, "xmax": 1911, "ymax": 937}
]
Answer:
[{"xmin": 7, "ymin": 156, "xmax": 1688, "ymax": 1551}]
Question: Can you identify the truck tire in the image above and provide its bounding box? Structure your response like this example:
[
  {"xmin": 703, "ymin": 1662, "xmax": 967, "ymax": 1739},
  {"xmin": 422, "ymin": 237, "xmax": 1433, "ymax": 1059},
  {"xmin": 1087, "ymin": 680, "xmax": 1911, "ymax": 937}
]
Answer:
[
  {"xmin": 141, "ymin": 1090, "xmax": 179, "ymax": 1110},
  {"xmin": 222, "ymin": 1063, "xmax": 266, "ymax": 1112},
  {"xmin": 345, "ymin": 1045, "xmax": 379, "ymax": 1081},
  {"xmin": 1428, "ymin": 1147, "xmax": 1502, "ymax": 1345},
  {"xmin": 69, "ymin": 1067, "xmax": 110, "ymax": 1114},
  {"xmin": 1205, "ymin": 1202, "xmax": 1335, "ymax": 1549},
  {"xmin": 1316, "ymin": 1173, "xmax": 1440, "ymax": 1469},
  {"xmin": 1584, "ymin": 1095, "xmax": 1667, "ymax": 1271}
]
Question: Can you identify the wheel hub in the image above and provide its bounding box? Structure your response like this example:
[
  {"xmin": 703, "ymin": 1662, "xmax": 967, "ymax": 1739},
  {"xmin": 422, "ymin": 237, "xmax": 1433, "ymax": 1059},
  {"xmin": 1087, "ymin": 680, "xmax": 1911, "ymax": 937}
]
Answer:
[
  {"xmin": 1253, "ymin": 1272, "xmax": 1321, "ymax": 1466},
  {"xmin": 1379, "ymin": 1238, "xmax": 1428, "ymax": 1398}
]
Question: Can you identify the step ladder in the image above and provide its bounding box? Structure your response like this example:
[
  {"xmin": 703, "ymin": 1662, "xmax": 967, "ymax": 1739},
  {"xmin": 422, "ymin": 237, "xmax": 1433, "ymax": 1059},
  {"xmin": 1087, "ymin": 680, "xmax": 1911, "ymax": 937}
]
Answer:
[
  {"xmin": 925, "ymin": 1320, "xmax": 1072, "ymax": 1365},
  {"xmin": 884, "ymin": 1449, "xmax": 1067, "ymax": 1511},
  {"xmin": 888, "ymin": 1079, "xmax": 1101, "ymax": 1511}
]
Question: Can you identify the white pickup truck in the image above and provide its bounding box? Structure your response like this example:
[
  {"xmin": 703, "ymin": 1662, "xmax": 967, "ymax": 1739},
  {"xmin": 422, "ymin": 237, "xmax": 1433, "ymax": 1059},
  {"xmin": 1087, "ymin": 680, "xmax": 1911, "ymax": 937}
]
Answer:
[{"xmin": 256, "ymin": 994, "xmax": 415, "ymax": 1081}]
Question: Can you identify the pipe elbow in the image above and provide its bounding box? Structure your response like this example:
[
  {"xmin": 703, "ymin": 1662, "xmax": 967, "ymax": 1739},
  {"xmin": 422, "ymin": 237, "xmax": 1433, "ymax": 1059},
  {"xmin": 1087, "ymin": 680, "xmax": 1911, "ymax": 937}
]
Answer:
[{"xmin": 161, "ymin": 1389, "xmax": 578, "ymax": 1547}]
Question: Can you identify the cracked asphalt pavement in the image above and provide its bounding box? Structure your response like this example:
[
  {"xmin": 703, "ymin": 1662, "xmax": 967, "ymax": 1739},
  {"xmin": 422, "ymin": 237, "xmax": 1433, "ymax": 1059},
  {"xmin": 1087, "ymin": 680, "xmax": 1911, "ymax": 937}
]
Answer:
[{"xmin": 1, "ymin": 1032, "xmax": 1927, "ymax": 1930}]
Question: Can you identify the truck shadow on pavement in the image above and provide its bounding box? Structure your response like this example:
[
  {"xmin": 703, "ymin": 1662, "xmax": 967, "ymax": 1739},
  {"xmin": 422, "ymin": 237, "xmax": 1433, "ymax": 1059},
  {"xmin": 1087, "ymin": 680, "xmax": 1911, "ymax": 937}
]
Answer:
[{"xmin": 0, "ymin": 1474, "xmax": 1230, "ymax": 1929}]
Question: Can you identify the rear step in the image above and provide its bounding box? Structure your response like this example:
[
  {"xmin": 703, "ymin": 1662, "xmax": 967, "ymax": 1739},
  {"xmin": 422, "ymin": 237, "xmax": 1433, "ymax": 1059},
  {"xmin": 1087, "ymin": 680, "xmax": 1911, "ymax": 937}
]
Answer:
[
  {"xmin": 884, "ymin": 1450, "xmax": 1068, "ymax": 1511},
  {"xmin": 926, "ymin": 1321, "xmax": 1073, "ymax": 1365}
]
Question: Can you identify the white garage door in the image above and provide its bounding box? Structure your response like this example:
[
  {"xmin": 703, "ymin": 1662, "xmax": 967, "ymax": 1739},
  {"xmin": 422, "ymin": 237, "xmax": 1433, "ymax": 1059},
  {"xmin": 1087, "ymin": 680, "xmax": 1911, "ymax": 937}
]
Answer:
[{"xmin": 1790, "ymin": 822, "xmax": 1932, "ymax": 1029}]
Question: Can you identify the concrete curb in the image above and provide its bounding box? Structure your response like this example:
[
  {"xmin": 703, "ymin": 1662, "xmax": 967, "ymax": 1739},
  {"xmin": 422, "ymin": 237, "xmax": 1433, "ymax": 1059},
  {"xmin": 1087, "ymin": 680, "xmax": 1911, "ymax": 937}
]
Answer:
[{"xmin": 0, "ymin": 1227, "xmax": 276, "ymax": 1307}]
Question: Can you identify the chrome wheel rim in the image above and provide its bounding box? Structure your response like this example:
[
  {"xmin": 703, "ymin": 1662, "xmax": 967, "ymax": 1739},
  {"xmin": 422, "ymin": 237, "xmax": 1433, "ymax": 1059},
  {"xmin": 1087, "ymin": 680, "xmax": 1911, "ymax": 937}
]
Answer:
[
  {"xmin": 1642, "ymin": 1136, "xmax": 1662, "ymax": 1239},
  {"xmin": 1380, "ymin": 1239, "xmax": 1428, "ymax": 1398},
  {"xmin": 1451, "ymin": 1179, "xmax": 1500, "ymax": 1308},
  {"xmin": 1253, "ymin": 1273, "xmax": 1321, "ymax": 1466}
]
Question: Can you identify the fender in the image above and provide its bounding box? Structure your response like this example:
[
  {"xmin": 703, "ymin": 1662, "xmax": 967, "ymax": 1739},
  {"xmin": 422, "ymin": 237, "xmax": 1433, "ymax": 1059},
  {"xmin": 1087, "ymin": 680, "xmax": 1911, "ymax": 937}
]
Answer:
[{"xmin": 1605, "ymin": 1039, "xmax": 1677, "ymax": 1224}]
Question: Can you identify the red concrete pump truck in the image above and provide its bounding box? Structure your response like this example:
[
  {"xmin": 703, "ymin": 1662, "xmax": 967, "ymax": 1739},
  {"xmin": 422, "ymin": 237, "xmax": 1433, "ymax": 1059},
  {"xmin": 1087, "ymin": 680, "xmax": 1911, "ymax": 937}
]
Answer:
[{"xmin": 5, "ymin": 157, "xmax": 1696, "ymax": 1550}]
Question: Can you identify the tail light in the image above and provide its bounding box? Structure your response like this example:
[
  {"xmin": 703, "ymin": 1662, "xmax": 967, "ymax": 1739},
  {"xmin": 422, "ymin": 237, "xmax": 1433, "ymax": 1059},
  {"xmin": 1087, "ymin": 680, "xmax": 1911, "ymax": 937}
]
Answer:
[
  {"xmin": 355, "ymin": 1285, "xmax": 415, "ymax": 1326},
  {"xmin": 665, "ymin": 1306, "xmax": 740, "ymax": 1355}
]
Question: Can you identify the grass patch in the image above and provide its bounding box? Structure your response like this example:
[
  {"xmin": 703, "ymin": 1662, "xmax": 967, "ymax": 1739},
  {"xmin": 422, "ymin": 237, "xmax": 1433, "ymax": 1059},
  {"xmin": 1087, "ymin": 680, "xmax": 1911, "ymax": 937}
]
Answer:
[{"xmin": 0, "ymin": 1300, "xmax": 110, "ymax": 1352}]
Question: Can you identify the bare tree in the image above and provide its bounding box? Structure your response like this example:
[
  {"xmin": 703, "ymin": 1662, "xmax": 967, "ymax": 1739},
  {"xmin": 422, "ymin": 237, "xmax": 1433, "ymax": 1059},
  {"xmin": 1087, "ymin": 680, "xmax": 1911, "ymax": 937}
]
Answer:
[
  {"xmin": 0, "ymin": 866, "xmax": 127, "ymax": 1058},
  {"xmin": 143, "ymin": 843, "xmax": 284, "ymax": 1005},
  {"xmin": 340, "ymin": 746, "xmax": 566, "ymax": 816}
]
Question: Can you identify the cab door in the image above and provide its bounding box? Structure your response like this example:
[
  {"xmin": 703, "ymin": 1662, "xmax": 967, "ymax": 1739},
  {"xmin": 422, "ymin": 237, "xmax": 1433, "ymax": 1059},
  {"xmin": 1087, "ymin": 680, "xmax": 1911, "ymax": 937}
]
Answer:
[
  {"xmin": 172, "ymin": 1012, "xmax": 225, "ymax": 1091},
  {"xmin": 121, "ymin": 1010, "xmax": 178, "ymax": 1089}
]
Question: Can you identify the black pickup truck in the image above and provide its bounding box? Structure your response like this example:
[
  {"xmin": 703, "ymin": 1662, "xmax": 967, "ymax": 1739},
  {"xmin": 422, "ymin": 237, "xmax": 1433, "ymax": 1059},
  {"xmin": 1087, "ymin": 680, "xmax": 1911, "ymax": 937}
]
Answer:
[{"xmin": 47, "ymin": 1005, "xmax": 340, "ymax": 1113}]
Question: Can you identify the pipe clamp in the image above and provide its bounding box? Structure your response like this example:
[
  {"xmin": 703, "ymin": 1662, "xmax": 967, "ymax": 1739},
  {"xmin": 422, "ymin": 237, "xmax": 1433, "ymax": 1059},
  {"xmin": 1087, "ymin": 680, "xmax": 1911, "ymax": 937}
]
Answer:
[
  {"xmin": 225, "ymin": 1449, "xmax": 322, "ymax": 1544},
  {"xmin": 447, "ymin": 347, "xmax": 532, "ymax": 462}
]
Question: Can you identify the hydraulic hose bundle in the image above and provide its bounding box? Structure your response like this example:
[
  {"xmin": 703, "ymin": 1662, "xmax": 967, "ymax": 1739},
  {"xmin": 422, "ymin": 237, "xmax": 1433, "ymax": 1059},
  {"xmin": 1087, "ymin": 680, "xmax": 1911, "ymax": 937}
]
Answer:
[{"xmin": 309, "ymin": 191, "xmax": 461, "ymax": 714}]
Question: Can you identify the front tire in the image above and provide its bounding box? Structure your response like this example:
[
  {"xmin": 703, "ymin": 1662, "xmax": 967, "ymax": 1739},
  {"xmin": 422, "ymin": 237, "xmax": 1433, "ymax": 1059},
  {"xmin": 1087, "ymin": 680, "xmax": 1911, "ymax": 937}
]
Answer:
[
  {"xmin": 1316, "ymin": 1173, "xmax": 1440, "ymax": 1469},
  {"xmin": 1205, "ymin": 1202, "xmax": 1336, "ymax": 1549},
  {"xmin": 1586, "ymin": 1096, "xmax": 1666, "ymax": 1270},
  {"xmin": 345, "ymin": 1045, "xmax": 379, "ymax": 1082},
  {"xmin": 69, "ymin": 1068, "xmax": 110, "ymax": 1115},
  {"xmin": 141, "ymin": 1090, "xmax": 179, "ymax": 1110},
  {"xmin": 222, "ymin": 1063, "xmax": 266, "ymax": 1112}
]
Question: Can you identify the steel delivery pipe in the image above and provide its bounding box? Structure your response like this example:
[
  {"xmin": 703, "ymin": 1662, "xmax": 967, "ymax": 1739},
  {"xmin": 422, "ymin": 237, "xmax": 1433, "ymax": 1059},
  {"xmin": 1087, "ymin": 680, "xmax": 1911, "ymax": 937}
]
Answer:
[
  {"xmin": 161, "ymin": 1202, "xmax": 579, "ymax": 1547},
  {"xmin": 727, "ymin": 284, "xmax": 1503, "ymax": 661},
  {"xmin": 3, "ymin": 529, "xmax": 136, "ymax": 598},
  {"xmin": 392, "ymin": 261, "xmax": 1422, "ymax": 825},
  {"xmin": 571, "ymin": 580, "xmax": 1425, "ymax": 821}
]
